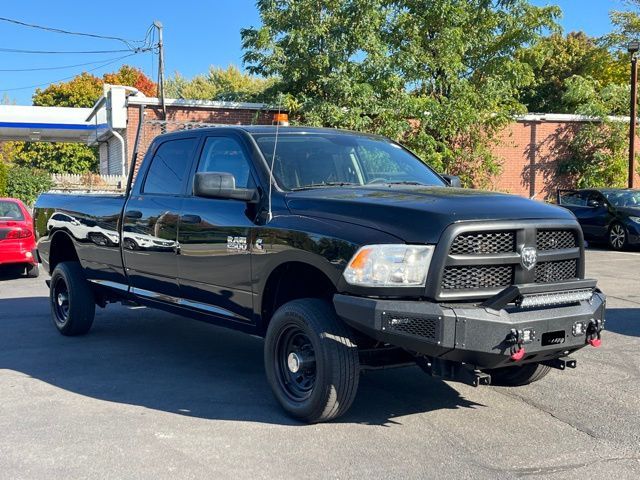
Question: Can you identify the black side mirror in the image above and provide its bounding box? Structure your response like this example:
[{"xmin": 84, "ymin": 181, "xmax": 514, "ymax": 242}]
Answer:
[
  {"xmin": 441, "ymin": 174, "xmax": 462, "ymax": 188},
  {"xmin": 194, "ymin": 172, "xmax": 258, "ymax": 203},
  {"xmin": 587, "ymin": 199, "xmax": 601, "ymax": 208}
]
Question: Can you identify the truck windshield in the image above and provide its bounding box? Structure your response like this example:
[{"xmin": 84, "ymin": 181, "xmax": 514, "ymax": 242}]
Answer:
[{"xmin": 252, "ymin": 133, "xmax": 446, "ymax": 190}]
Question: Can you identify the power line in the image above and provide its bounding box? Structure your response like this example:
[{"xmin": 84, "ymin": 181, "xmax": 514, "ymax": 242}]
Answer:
[
  {"xmin": 0, "ymin": 53, "xmax": 140, "ymax": 92},
  {"xmin": 0, "ymin": 56, "xmax": 140, "ymax": 72},
  {"xmin": 0, "ymin": 47, "xmax": 140, "ymax": 55},
  {"xmin": 0, "ymin": 16, "xmax": 148, "ymax": 49}
]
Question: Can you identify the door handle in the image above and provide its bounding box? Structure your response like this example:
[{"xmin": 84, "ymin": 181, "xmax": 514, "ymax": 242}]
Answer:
[
  {"xmin": 180, "ymin": 214, "xmax": 201, "ymax": 224},
  {"xmin": 125, "ymin": 210, "xmax": 142, "ymax": 219}
]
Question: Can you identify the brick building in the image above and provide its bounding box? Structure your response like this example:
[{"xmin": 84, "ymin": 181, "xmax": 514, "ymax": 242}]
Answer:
[{"xmin": 87, "ymin": 86, "xmax": 640, "ymax": 199}]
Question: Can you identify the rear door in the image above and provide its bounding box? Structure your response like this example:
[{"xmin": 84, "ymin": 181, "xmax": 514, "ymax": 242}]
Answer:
[
  {"xmin": 123, "ymin": 136, "xmax": 198, "ymax": 299},
  {"xmin": 176, "ymin": 133, "xmax": 258, "ymax": 322}
]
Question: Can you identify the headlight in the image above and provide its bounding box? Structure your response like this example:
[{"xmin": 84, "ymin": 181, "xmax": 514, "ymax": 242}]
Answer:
[
  {"xmin": 343, "ymin": 244, "xmax": 434, "ymax": 287},
  {"xmin": 629, "ymin": 216, "xmax": 640, "ymax": 224}
]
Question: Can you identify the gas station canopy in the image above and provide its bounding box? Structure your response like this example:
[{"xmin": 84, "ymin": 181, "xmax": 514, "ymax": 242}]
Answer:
[{"xmin": 0, "ymin": 104, "xmax": 96, "ymax": 143}]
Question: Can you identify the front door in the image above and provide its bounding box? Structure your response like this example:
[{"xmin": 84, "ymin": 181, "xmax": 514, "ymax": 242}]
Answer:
[
  {"xmin": 123, "ymin": 136, "xmax": 198, "ymax": 299},
  {"xmin": 176, "ymin": 134, "xmax": 258, "ymax": 322}
]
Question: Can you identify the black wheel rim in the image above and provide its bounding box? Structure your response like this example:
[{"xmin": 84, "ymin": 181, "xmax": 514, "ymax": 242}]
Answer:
[
  {"xmin": 52, "ymin": 277, "xmax": 70, "ymax": 325},
  {"xmin": 610, "ymin": 224, "xmax": 626, "ymax": 249},
  {"xmin": 274, "ymin": 325, "xmax": 317, "ymax": 402}
]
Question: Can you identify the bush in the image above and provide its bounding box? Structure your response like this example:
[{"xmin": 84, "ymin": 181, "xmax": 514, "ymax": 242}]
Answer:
[
  {"xmin": 5, "ymin": 166, "xmax": 54, "ymax": 206},
  {"xmin": 0, "ymin": 162, "xmax": 8, "ymax": 196}
]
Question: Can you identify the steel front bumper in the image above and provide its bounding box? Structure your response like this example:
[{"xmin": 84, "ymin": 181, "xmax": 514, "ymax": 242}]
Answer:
[{"xmin": 334, "ymin": 282, "xmax": 606, "ymax": 369}]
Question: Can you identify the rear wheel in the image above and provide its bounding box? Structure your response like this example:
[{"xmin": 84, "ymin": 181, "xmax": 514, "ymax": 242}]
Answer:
[
  {"xmin": 25, "ymin": 263, "xmax": 39, "ymax": 278},
  {"xmin": 264, "ymin": 299, "xmax": 359, "ymax": 423},
  {"xmin": 608, "ymin": 222, "xmax": 627, "ymax": 250},
  {"xmin": 486, "ymin": 362, "xmax": 551, "ymax": 387},
  {"xmin": 49, "ymin": 262, "xmax": 95, "ymax": 336}
]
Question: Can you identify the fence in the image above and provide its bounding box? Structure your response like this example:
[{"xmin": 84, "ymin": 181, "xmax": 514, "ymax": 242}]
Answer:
[{"xmin": 50, "ymin": 173, "xmax": 127, "ymax": 193}]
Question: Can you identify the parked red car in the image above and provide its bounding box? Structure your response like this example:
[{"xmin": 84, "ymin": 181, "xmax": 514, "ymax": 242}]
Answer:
[{"xmin": 0, "ymin": 198, "xmax": 39, "ymax": 277}]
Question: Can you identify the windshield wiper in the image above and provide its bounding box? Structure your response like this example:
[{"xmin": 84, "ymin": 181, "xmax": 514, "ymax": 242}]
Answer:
[
  {"xmin": 291, "ymin": 181, "xmax": 358, "ymax": 191},
  {"xmin": 383, "ymin": 181, "xmax": 428, "ymax": 186}
]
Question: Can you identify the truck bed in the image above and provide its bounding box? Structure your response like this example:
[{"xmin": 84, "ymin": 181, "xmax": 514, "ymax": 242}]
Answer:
[{"xmin": 34, "ymin": 193, "xmax": 127, "ymax": 285}]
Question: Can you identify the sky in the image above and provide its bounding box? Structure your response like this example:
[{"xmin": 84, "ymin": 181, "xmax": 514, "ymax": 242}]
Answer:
[{"xmin": 0, "ymin": 0, "xmax": 627, "ymax": 105}]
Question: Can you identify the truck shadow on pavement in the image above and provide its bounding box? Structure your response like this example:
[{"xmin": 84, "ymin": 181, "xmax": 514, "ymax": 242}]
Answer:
[
  {"xmin": 604, "ymin": 308, "xmax": 640, "ymax": 337},
  {"xmin": 0, "ymin": 296, "xmax": 483, "ymax": 426}
]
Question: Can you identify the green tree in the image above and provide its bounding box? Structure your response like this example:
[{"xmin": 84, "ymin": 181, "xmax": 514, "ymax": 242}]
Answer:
[
  {"xmin": 607, "ymin": 0, "xmax": 640, "ymax": 48},
  {"xmin": 242, "ymin": 0, "xmax": 559, "ymax": 187},
  {"xmin": 519, "ymin": 32, "xmax": 628, "ymax": 113},
  {"xmin": 558, "ymin": 76, "xmax": 630, "ymax": 188},
  {"xmin": 166, "ymin": 65, "xmax": 274, "ymax": 102},
  {"xmin": 13, "ymin": 142, "xmax": 98, "ymax": 174}
]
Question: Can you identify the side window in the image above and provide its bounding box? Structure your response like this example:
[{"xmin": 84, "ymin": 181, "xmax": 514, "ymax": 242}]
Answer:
[
  {"xmin": 143, "ymin": 138, "xmax": 197, "ymax": 195},
  {"xmin": 197, "ymin": 136, "xmax": 253, "ymax": 188},
  {"xmin": 560, "ymin": 191, "xmax": 587, "ymax": 206}
]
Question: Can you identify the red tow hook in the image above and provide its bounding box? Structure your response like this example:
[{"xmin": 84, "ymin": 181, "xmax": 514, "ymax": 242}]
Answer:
[
  {"xmin": 588, "ymin": 338, "xmax": 602, "ymax": 348},
  {"xmin": 586, "ymin": 319, "xmax": 603, "ymax": 348},
  {"xmin": 510, "ymin": 346, "xmax": 526, "ymax": 361},
  {"xmin": 507, "ymin": 328, "xmax": 526, "ymax": 362}
]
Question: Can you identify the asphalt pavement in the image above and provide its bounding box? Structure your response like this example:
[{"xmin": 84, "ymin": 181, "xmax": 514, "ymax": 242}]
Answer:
[{"xmin": 0, "ymin": 249, "xmax": 639, "ymax": 479}]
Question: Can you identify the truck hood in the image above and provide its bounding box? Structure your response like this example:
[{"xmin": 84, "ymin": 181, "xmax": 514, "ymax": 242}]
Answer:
[{"xmin": 285, "ymin": 186, "xmax": 576, "ymax": 243}]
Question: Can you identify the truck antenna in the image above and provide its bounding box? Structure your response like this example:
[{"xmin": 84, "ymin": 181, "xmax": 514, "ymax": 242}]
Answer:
[{"xmin": 266, "ymin": 94, "xmax": 283, "ymax": 223}]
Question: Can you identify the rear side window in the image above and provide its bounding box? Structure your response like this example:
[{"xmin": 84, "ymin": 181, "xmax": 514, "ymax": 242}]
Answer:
[
  {"xmin": 143, "ymin": 138, "xmax": 197, "ymax": 195},
  {"xmin": 0, "ymin": 201, "xmax": 24, "ymax": 220}
]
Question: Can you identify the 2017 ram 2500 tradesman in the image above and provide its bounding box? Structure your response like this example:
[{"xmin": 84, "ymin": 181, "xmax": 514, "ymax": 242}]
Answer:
[{"xmin": 34, "ymin": 126, "xmax": 606, "ymax": 423}]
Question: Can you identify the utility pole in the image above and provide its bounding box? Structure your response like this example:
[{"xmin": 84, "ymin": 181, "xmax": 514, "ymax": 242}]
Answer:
[
  {"xmin": 154, "ymin": 20, "xmax": 167, "ymax": 120},
  {"xmin": 628, "ymin": 41, "xmax": 639, "ymax": 188}
]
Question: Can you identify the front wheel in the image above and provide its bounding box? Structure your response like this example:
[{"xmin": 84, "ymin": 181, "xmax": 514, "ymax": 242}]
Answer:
[
  {"xmin": 608, "ymin": 222, "xmax": 627, "ymax": 250},
  {"xmin": 49, "ymin": 262, "xmax": 95, "ymax": 336},
  {"xmin": 264, "ymin": 299, "xmax": 360, "ymax": 423},
  {"xmin": 486, "ymin": 363, "xmax": 551, "ymax": 387}
]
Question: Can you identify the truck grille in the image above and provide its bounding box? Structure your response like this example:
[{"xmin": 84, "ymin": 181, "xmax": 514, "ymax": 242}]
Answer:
[
  {"xmin": 442, "ymin": 265, "xmax": 513, "ymax": 290},
  {"xmin": 430, "ymin": 222, "xmax": 584, "ymax": 301},
  {"xmin": 536, "ymin": 230, "xmax": 577, "ymax": 250},
  {"xmin": 450, "ymin": 231, "xmax": 516, "ymax": 255},
  {"xmin": 535, "ymin": 259, "xmax": 578, "ymax": 283}
]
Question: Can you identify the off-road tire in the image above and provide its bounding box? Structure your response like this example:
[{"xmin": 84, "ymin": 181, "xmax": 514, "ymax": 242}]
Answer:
[
  {"xmin": 264, "ymin": 299, "xmax": 359, "ymax": 423},
  {"xmin": 49, "ymin": 262, "xmax": 95, "ymax": 336},
  {"xmin": 486, "ymin": 362, "xmax": 551, "ymax": 387}
]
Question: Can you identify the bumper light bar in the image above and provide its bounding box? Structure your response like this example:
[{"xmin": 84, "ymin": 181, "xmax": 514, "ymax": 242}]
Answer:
[{"xmin": 518, "ymin": 289, "xmax": 593, "ymax": 308}]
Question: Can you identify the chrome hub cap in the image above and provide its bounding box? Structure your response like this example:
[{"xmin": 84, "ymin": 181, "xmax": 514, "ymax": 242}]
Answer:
[
  {"xmin": 287, "ymin": 352, "xmax": 301, "ymax": 373},
  {"xmin": 57, "ymin": 293, "xmax": 68, "ymax": 307}
]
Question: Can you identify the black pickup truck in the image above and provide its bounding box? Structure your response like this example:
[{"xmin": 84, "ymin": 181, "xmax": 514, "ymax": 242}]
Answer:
[{"xmin": 34, "ymin": 126, "xmax": 605, "ymax": 423}]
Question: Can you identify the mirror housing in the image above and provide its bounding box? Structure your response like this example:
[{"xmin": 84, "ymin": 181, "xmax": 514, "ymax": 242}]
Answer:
[
  {"xmin": 194, "ymin": 172, "xmax": 258, "ymax": 202},
  {"xmin": 587, "ymin": 199, "xmax": 601, "ymax": 208},
  {"xmin": 441, "ymin": 174, "xmax": 462, "ymax": 188}
]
